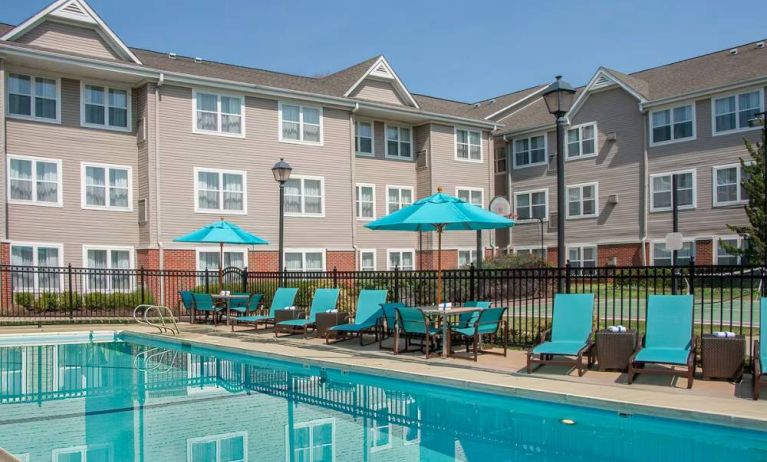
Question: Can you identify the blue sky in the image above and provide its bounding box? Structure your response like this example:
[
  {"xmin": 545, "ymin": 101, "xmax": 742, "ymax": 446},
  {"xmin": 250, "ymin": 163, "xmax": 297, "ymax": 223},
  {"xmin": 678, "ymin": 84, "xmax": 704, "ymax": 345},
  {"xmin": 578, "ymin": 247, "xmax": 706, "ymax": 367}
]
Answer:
[{"xmin": 4, "ymin": 0, "xmax": 763, "ymax": 102}]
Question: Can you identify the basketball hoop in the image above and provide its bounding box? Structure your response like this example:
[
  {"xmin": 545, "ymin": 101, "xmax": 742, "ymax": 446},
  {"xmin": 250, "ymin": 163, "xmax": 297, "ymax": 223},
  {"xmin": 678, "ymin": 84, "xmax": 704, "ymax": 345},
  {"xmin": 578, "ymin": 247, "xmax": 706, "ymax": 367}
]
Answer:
[{"xmin": 489, "ymin": 196, "xmax": 512, "ymax": 217}]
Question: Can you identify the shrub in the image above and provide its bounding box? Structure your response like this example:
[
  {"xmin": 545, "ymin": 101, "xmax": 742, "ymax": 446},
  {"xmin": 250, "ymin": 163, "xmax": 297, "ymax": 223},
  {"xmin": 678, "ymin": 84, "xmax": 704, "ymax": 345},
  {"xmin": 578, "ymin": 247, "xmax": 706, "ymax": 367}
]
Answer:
[{"xmin": 14, "ymin": 292, "xmax": 35, "ymax": 310}]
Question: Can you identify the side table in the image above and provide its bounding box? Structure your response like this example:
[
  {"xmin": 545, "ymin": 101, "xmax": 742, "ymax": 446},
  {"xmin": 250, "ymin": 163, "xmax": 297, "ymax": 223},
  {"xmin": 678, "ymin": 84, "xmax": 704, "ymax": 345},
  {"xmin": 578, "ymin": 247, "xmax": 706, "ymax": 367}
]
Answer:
[
  {"xmin": 700, "ymin": 334, "xmax": 745, "ymax": 381},
  {"xmin": 316, "ymin": 312, "xmax": 349, "ymax": 338},
  {"xmin": 274, "ymin": 309, "xmax": 302, "ymax": 325},
  {"xmin": 595, "ymin": 330, "xmax": 637, "ymax": 372}
]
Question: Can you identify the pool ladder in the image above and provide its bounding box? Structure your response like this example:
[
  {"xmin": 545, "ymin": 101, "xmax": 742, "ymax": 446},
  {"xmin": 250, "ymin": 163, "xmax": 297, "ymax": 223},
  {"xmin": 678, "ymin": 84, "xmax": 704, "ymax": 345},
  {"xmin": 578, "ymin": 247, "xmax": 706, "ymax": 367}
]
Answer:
[
  {"xmin": 134, "ymin": 347, "xmax": 179, "ymax": 374},
  {"xmin": 133, "ymin": 304, "xmax": 180, "ymax": 335}
]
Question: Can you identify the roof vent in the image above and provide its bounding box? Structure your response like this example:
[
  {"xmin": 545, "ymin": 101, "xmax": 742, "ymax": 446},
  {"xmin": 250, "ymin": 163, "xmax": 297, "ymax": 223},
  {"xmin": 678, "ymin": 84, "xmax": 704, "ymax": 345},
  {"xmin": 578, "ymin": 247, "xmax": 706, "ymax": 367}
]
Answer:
[
  {"xmin": 592, "ymin": 72, "xmax": 613, "ymax": 89},
  {"xmin": 168, "ymin": 52, "xmax": 177, "ymax": 59},
  {"xmin": 757, "ymin": 41, "xmax": 765, "ymax": 49},
  {"xmin": 489, "ymin": 99, "xmax": 496, "ymax": 104},
  {"xmin": 473, "ymin": 103, "xmax": 481, "ymax": 108},
  {"xmin": 729, "ymin": 48, "xmax": 738, "ymax": 55},
  {"xmin": 194, "ymin": 57, "xmax": 203, "ymax": 64}
]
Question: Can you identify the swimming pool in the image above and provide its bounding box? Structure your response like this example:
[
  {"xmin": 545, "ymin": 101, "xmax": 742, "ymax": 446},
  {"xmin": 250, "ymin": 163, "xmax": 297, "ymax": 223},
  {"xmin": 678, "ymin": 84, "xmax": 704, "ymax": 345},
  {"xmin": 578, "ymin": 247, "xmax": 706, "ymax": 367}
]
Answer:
[{"xmin": 0, "ymin": 332, "xmax": 765, "ymax": 461}]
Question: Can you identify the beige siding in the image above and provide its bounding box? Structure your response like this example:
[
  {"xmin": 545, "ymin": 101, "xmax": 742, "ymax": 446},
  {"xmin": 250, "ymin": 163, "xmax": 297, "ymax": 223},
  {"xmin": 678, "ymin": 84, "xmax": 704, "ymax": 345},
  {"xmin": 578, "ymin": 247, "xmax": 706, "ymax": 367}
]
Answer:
[
  {"xmin": 137, "ymin": 84, "xmax": 155, "ymax": 247},
  {"xmin": 0, "ymin": 59, "xmax": 6, "ymax": 240},
  {"xmin": 5, "ymin": 72, "xmax": 140, "ymax": 266},
  {"xmin": 16, "ymin": 21, "xmax": 121, "ymax": 61},
  {"xmin": 350, "ymin": 79, "xmax": 406, "ymax": 106}
]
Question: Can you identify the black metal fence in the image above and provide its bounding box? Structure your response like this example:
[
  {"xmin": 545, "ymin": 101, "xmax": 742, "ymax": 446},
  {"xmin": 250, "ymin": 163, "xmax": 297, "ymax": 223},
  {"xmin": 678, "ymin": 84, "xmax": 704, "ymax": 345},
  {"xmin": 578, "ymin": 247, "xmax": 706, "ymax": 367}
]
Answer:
[{"xmin": 0, "ymin": 262, "xmax": 763, "ymax": 346}]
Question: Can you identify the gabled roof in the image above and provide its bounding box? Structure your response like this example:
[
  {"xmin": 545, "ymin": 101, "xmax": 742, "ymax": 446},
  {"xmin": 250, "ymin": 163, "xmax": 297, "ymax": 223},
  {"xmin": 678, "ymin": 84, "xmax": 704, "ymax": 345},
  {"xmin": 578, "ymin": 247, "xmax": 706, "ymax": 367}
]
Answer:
[
  {"xmin": 1, "ymin": 0, "xmax": 141, "ymax": 64},
  {"xmin": 340, "ymin": 55, "xmax": 419, "ymax": 108}
]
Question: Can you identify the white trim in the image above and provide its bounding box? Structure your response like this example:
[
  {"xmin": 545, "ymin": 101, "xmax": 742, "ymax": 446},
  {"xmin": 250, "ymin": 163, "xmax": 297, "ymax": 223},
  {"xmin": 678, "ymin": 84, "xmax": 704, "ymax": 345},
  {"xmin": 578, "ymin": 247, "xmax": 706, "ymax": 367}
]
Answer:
[
  {"xmin": 648, "ymin": 102, "xmax": 697, "ymax": 147},
  {"xmin": 195, "ymin": 247, "xmax": 248, "ymax": 271},
  {"xmin": 385, "ymin": 185, "xmax": 414, "ymax": 214},
  {"xmin": 285, "ymin": 418, "xmax": 336, "ymax": 462},
  {"xmin": 193, "ymin": 167, "xmax": 247, "ymax": 215},
  {"xmin": 358, "ymin": 249, "xmax": 377, "ymax": 271},
  {"xmin": 278, "ymin": 101, "xmax": 323, "ymax": 146},
  {"xmin": 565, "ymin": 182, "xmax": 599, "ymax": 220},
  {"xmin": 455, "ymin": 186, "xmax": 484, "ymax": 208},
  {"xmin": 564, "ymin": 122, "xmax": 598, "ymax": 161},
  {"xmin": 344, "ymin": 56, "xmax": 420, "ymax": 108},
  {"xmin": 386, "ymin": 248, "xmax": 415, "ymax": 270},
  {"xmin": 483, "ymin": 85, "xmax": 547, "ymax": 120},
  {"xmin": 7, "ymin": 154, "xmax": 64, "ymax": 207},
  {"xmin": 569, "ymin": 67, "xmax": 647, "ymax": 119},
  {"xmin": 711, "ymin": 87, "xmax": 764, "ymax": 136},
  {"xmin": 370, "ymin": 403, "xmax": 393, "ymax": 453},
  {"xmin": 649, "ymin": 238, "xmax": 695, "ymax": 266},
  {"xmin": 354, "ymin": 119, "xmax": 375, "ymax": 156},
  {"xmin": 80, "ymin": 162, "xmax": 133, "ymax": 211},
  {"xmin": 192, "ymin": 89, "xmax": 246, "ymax": 138},
  {"xmin": 712, "ymin": 163, "xmax": 751, "ymax": 207},
  {"xmin": 714, "ymin": 234, "xmax": 745, "ymax": 265},
  {"xmin": 1, "ymin": 0, "xmax": 142, "ymax": 64},
  {"xmin": 52, "ymin": 444, "xmax": 113, "ymax": 462},
  {"xmin": 454, "ymin": 126, "xmax": 483, "ymax": 163},
  {"xmin": 9, "ymin": 241, "xmax": 65, "ymax": 292},
  {"xmin": 355, "ymin": 183, "xmax": 376, "ymax": 221},
  {"xmin": 456, "ymin": 247, "xmax": 478, "ymax": 267},
  {"xmin": 566, "ymin": 244, "xmax": 598, "ymax": 270},
  {"xmin": 284, "ymin": 175, "xmax": 325, "ymax": 218},
  {"xmin": 510, "ymin": 132, "xmax": 548, "ymax": 169},
  {"xmin": 513, "ymin": 188, "xmax": 549, "ymax": 222},
  {"xmin": 81, "ymin": 245, "xmax": 135, "ymax": 293},
  {"xmin": 383, "ymin": 123, "xmax": 413, "ymax": 160},
  {"xmin": 5, "ymin": 72, "xmax": 62, "ymax": 124},
  {"xmin": 187, "ymin": 431, "xmax": 248, "ymax": 462},
  {"xmin": 283, "ymin": 248, "xmax": 326, "ymax": 272},
  {"xmin": 79, "ymin": 81, "xmax": 132, "ymax": 132},
  {"xmin": 649, "ymin": 169, "xmax": 697, "ymax": 212}
]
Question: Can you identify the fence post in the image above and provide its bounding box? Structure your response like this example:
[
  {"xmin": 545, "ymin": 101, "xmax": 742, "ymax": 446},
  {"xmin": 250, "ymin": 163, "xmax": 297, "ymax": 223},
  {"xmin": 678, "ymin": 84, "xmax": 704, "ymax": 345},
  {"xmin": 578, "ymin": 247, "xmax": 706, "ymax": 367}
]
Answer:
[
  {"xmin": 469, "ymin": 263, "xmax": 475, "ymax": 301},
  {"xmin": 688, "ymin": 257, "xmax": 695, "ymax": 295},
  {"xmin": 241, "ymin": 267, "xmax": 248, "ymax": 293},
  {"xmin": 565, "ymin": 260, "xmax": 571, "ymax": 294},
  {"xmin": 140, "ymin": 266, "xmax": 145, "ymax": 304},
  {"xmin": 67, "ymin": 264, "xmax": 74, "ymax": 319},
  {"xmin": 204, "ymin": 269, "xmax": 210, "ymax": 293},
  {"xmin": 332, "ymin": 266, "xmax": 338, "ymax": 288},
  {"xmin": 394, "ymin": 266, "xmax": 400, "ymax": 302}
]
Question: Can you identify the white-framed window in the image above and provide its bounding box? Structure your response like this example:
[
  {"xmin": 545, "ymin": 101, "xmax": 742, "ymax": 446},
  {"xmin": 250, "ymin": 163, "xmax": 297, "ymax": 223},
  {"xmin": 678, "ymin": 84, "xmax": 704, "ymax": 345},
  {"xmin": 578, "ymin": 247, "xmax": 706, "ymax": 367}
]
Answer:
[
  {"xmin": 712, "ymin": 88, "xmax": 763, "ymax": 135},
  {"xmin": 286, "ymin": 418, "xmax": 335, "ymax": 462},
  {"xmin": 52, "ymin": 344, "xmax": 92, "ymax": 392},
  {"xmin": 10, "ymin": 242, "xmax": 63, "ymax": 292},
  {"xmin": 196, "ymin": 248, "xmax": 247, "ymax": 271},
  {"xmin": 566, "ymin": 122, "xmax": 597, "ymax": 159},
  {"xmin": 359, "ymin": 249, "xmax": 376, "ymax": 271},
  {"xmin": 8, "ymin": 154, "xmax": 62, "ymax": 207},
  {"xmin": 455, "ymin": 127, "xmax": 482, "ymax": 162},
  {"xmin": 187, "ymin": 432, "xmax": 247, "ymax": 462},
  {"xmin": 53, "ymin": 445, "xmax": 112, "ymax": 462},
  {"xmin": 650, "ymin": 104, "xmax": 695, "ymax": 145},
  {"xmin": 370, "ymin": 405, "xmax": 392, "ymax": 453},
  {"xmin": 81, "ymin": 83, "xmax": 130, "ymax": 131},
  {"xmin": 568, "ymin": 245, "xmax": 597, "ymax": 273},
  {"xmin": 514, "ymin": 247, "xmax": 547, "ymax": 260},
  {"xmin": 456, "ymin": 187, "xmax": 484, "ymax": 207},
  {"xmin": 0, "ymin": 346, "xmax": 27, "ymax": 396},
  {"xmin": 566, "ymin": 182, "xmax": 598, "ymax": 219},
  {"xmin": 495, "ymin": 146, "xmax": 507, "ymax": 174},
  {"xmin": 384, "ymin": 124, "xmax": 412, "ymax": 159},
  {"xmin": 713, "ymin": 164, "xmax": 750, "ymax": 206},
  {"xmin": 83, "ymin": 246, "xmax": 134, "ymax": 293},
  {"xmin": 279, "ymin": 102, "xmax": 322, "ymax": 144},
  {"xmin": 514, "ymin": 189, "xmax": 548, "ymax": 221},
  {"xmin": 284, "ymin": 249, "xmax": 325, "ymax": 272},
  {"xmin": 386, "ymin": 185, "xmax": 413, "ymax": 214},
  {"xmin": 355, "ymin": 183, "xmax": 376, "ymax": 220},
  {"xmin": 187, "ymin": 353, "xmax": 221, "ymax": 394},
  {"xmin": 649, "ymin": 170, "xmax": 696, "ymax": 212},
  {"xmin": 355, "ymin": 120, "xmax": 374, "ymax": 155},
  {"xmin": 652, "ymin": 240, "xmax": 695, "ymax": 266},
  {"xmin": 285, "ymin": 176, "xmax": 324, "ymax": 217},
  {"xmin": 81, "ymin": 163, "xmax": 132, "ymax": 211},
  {"xmin": 716, "ymin": 236, "xmax": 746, "ymax": 265},
  {"xmin": 193, "ymin": 90, "xmax": 244, "ymax": 136},
  {"xmin": 512, "ymin": 134, "xmax": 546, "ymax": 168},
  {"xmin": 194, "ymin": 168, "xmax": 246, "ymax": 214},
  {"xmin": 387, "ymin": 249, "xmax": 415, "ymax": 270},
  {"xmin": 6, "ymin": 72, "xmax": 60, "ymax": 122},
  {"xmin": 457, "ymin": 249, "xmax": 477, "ymax": 268}
]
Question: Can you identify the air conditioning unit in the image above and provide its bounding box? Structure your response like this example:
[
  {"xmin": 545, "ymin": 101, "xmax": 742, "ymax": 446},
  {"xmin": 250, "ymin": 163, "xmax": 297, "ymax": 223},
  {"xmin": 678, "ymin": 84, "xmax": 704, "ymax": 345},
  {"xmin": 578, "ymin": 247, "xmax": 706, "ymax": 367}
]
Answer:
[
  {"xmin": 416, "ymin": 149, "xmax": 429, "ymax": 169},
  {"xmin": 547, "ymin": 212, "xmax": 558, "ymax": 231},
  {"xmin": 606, "ymin": 132, "xmax": 617, "ymax": 141},
  {"xmin": 607, "ymin": 194, "xmax": 619, "ymax": 204}
]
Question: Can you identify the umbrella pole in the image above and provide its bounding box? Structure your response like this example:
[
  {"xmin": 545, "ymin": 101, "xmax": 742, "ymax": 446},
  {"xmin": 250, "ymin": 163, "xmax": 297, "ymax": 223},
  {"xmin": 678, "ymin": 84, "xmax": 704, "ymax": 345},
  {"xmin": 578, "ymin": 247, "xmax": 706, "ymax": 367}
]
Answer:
[
  {"xmin": 219, "ymin": 241, "xmax": 224, "ymax": 290},
  {"xmin": 436, "ymin": 225, "xmax": 443, "ymax": 307}
]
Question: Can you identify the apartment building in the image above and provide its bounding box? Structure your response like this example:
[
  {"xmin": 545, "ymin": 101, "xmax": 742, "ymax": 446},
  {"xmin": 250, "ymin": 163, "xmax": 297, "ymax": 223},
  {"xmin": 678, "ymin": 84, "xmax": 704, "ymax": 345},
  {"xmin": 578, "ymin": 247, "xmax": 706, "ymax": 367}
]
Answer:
[
  {"xmin": 492, "ymin": 44, "xmax": 767, "ymax": 267},
  {"xmin": 0, "ymin": 0, "xmax": 501, "ymax": 277}
]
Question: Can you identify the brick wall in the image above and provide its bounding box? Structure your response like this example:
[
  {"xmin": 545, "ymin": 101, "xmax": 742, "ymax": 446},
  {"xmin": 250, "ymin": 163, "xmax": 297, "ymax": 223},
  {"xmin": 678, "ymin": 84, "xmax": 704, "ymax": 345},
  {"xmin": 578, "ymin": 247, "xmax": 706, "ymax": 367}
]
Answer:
[
  {"xmin": 696, "ymin": 239, "xmax": 713, "ymax": 265},
  {"xmin": 1, "ymin": 242, "xmax": 10, "ymax": 309},
  {"xmin": 417, "ymin": 249, "xmax": 459, "ymax": 270},
  {"xmin": 327, "ymin": 251, "xmax": 355, "ymax": 271},
  {"xmin": 164, "ymin": 249, "xmax": 196, "ymax": 271},
  {"xmin": 136, "ymin": 249, "xmax": 160, "ymax": 270},
  {"xmin": 249, "ymin": 251, "xmax": 279, "ymax": 271},
  {"xmin": 598, "ymin": 243, "xmax": 642, "ymax": 266}
]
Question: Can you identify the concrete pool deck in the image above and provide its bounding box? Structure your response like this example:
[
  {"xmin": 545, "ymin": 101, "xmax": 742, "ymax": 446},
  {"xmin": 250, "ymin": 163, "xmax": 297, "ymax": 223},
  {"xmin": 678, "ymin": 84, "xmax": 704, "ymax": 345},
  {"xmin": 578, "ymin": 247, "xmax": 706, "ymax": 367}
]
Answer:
[{"xmin": 2, "ymin": 322, "xmax": 766, "ymax": 431}]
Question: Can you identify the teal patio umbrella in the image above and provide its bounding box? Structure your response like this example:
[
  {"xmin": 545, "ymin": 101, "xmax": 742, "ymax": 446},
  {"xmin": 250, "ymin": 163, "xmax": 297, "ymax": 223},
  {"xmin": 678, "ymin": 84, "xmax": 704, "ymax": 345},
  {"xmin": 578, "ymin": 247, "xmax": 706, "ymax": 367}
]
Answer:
[
  {"xmin": 174, "ymin": 219, "xmax": 268, "ymax": 288},
  {"xmin": 366, "ymin": 188, "xmax": 515, "ymax": 306}
]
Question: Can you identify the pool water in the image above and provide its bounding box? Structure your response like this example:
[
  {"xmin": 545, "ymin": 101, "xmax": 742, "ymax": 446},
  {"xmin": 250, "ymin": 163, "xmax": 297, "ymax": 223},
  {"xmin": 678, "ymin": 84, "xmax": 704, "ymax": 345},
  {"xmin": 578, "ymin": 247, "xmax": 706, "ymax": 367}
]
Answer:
[{"xmin": 0, "ymin": 333, "xmax": 765, "ymax": 462}]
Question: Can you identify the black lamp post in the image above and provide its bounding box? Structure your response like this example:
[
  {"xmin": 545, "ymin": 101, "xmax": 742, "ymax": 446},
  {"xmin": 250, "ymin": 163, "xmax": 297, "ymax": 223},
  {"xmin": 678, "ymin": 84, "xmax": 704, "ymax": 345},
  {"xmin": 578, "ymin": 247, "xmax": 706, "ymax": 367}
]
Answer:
[
  {"xmin": 542, "ymin": 76, "xmax": 576, "ymax": 269},
  {"xmin": 749, "ymin": 112, "xmax": 767, "ymax": 292},
  {"xmin": 272, "ymin": 158, "xmax": 292, "ymax": 283}
]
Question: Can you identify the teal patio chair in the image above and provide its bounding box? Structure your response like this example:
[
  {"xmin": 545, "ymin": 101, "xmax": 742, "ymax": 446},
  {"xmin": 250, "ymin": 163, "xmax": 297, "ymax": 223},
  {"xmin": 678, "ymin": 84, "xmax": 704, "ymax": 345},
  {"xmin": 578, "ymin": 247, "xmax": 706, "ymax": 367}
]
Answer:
[
  {"xmin": 456, "ymin": 301, "xmax": 492, "ymax": 328},
  {"xmin": 628, "ymin": 294, "xmax": 696, "ymax": 388},
  {"xmin": 327, "ymin": 289, "xmax": 388, "ymax": 346},
  {"xmin": 179, "ymin": 290, "xmax": 194, "ymax": 313},
  {"xmin": 526, "ymin": 293, "xmax": 595, "ymax": 376},
  {"xmin": 378, "ymin": 302, "xmax": 406, "ymax": 350},
  {"xmin": 228, "ymin": 292, "xmax": 254, "ymax": 313},
  {"xmin": 754, "ymin": 298, "xmax": 766, "ymax": 400},
  {"xmin": 231, "ymin": 288, "xmax": 297, "ymax": 332},
  {"xmin": 449, "ymin": 307, "xmax": 508, "ymax": 361},
  {"xmin": 275, "ymin": 288, "xmax": 340, "ymax": 338},
  {"xmin": 191, "ymin": 293, "xmax": 222, "ymax": 326},
  {"xmin": 394, "ymin": 306, "xmax": 441, "ymax": 359}
]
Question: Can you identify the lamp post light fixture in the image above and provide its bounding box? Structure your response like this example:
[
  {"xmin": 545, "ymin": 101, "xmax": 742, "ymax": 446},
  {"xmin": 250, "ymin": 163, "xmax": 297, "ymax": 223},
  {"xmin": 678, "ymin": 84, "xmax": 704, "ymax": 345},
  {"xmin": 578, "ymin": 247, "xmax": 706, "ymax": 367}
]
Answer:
[
  {"xmin": 542, "ymin": 76, "xmax": 576, "ymax": 269},
  {"xmin": 272, "ymin": 158, "xmax": 293, "ymax": 282},
  {"xmin": 748, "ymin": 112, "xmax": 767, "ymax": 289}
]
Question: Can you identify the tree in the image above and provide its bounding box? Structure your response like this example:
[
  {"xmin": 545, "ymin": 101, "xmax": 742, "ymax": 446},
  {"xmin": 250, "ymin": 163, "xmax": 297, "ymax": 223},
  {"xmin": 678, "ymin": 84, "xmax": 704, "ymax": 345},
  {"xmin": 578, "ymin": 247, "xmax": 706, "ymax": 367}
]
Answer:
[{"xmin": 726, "ymin": 139, "xmax": 766, "ymax": 264}]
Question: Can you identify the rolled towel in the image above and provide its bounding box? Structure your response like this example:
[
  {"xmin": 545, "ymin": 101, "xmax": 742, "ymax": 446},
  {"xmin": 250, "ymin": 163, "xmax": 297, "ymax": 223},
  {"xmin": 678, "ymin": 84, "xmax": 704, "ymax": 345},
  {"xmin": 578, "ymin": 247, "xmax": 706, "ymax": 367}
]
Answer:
[
  {"xmin": 286, "ymin": 306, "xmax": 296, "ymax": 311},
  {"xmin": 726, "ymin": 331, "xmax": 736, "ymax": 338},
  {"xmin": 607, "ymin": 326, "xmax": 619, "ymax": 332},
  {"xmin": 617, "ymin": 325, "xmax": 627, "ymax": 333},
  {"xmin": 330, "ymin": 309, "xmax": 338, "ymax": 313},
  {"xmin": 714, "ymin": 331, "xmax": 727, "ymax": 338}
]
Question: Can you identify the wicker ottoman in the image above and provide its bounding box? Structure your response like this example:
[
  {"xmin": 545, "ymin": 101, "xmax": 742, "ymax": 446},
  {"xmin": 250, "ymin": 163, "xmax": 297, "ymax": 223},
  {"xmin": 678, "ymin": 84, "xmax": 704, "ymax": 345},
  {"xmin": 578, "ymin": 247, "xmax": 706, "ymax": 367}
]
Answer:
[
  {"xmin": 316, "ymin": 312, "xmax": 348, "ymax": 338},
  {"xmin": 701, "ymin": 334, "xmax": 745, "ymax": 381},
  {"xmin": 595, "ymin": 330, "xmax": 637, "ymax": 372}
]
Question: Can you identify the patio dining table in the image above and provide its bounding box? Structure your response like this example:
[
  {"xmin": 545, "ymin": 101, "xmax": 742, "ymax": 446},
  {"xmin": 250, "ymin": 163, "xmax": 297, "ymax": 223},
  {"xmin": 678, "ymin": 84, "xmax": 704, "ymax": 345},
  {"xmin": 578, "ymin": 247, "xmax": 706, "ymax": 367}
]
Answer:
[
  {"xmin": 420, "ymin": 306, "xmax": 483, "ymax": 358},
  {"xmin": 212, "ymin": 294, "xmax": 250, "ymax": 327}
]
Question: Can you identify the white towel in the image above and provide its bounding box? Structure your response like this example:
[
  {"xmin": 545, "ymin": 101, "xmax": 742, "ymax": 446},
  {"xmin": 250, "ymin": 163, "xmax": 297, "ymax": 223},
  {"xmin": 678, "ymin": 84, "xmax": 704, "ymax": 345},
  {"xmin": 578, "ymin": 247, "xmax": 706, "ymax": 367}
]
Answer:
[
  {"xmin": 714, "ymin": 331, "xmax": 727, "ymax": 337},
  {"xmin": 327, "ymin": 309, "xmax": 338, "ymax": 313},
  {"xmin": 726, "ymin": 331, "xmax": 736, "ymax": 338},
  {"xmin": 607, "ymin": 326, "xmax": 619, "ymax": 332},
  {"xmin": 286, "ymin": 306, "xmax": 296, "ymax": 311}
]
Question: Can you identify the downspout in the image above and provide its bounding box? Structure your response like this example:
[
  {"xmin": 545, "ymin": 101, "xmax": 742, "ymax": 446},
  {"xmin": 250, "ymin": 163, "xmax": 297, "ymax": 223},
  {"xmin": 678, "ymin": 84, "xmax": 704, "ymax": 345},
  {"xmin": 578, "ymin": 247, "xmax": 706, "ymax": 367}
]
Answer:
[
  {"xmin": 350, "ymin": 103, "xmax": 359, "ymax": 267},
  {"xmin": 155, "ymin": 73, "xmax": 164, "ymax": 299},
  {"xmin": 503, "ymin": 134, "xmax": 513, "ymax": 254},
  {"xmin": 639, "ymin": 108, "xmax": 648, "ymax": 265},
  {"xmin": 0, "ymin": 58, "xmax": 7, "ymax": 242}
]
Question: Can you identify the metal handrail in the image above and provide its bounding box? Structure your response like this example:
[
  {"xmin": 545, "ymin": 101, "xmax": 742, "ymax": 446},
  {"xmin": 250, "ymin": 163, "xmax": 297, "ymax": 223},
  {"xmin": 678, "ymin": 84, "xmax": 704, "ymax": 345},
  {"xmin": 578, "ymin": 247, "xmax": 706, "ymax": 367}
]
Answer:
[{"xmin": 133, "ymin": 304, "xmax": 179, "ymax": 335}]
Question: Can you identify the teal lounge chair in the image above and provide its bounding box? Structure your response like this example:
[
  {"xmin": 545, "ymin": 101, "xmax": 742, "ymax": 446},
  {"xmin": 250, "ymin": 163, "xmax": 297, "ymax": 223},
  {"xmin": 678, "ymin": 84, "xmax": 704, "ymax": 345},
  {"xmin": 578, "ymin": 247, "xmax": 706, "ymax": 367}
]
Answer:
[
  {"xmin": 628, "ymin": 294, "xmax": 696, "ymax": 388},
  {"xmin": 191, "ymin": 293, "xmax": 223, "ymax": 325},
  {"xmin": 378, "ymin": 302, "xmax": 406, "ymax": 350},
  {"xmin": 327, "ymin": 289, "xmax": 388, "ymax": 345},
  {"xmin": 526, "ymin": 293, "xmax": 595, "ymax": 376},
  {"xmin": 754, "ymin": 298, "xmax": 766, "ymax": 400},
  {"xmin": 449, "ymin": 307, "xmax": 508, "ymax": 361},
  {"xmin": 231, "ymin": 288, "xmax": 297, "ymax": 332},
  {"xmin": 275, "ymin": 288, "xmax": 340, "ymax": 338},
  {"xmin": 394, "ymin": 306, "xmax": 441, "ymax": 359}
]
